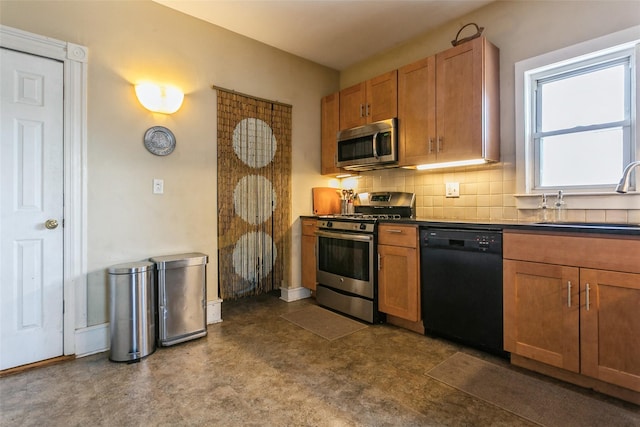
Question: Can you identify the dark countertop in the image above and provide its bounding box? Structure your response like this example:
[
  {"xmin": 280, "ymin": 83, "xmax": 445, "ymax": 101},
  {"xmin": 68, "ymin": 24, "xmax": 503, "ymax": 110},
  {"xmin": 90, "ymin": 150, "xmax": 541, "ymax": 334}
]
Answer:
[
  {"xmin": 405, "ymin": 218, "xmax": 640, "ymax": 236},
  {"xmin": 302, "ymin": 215, "xmax": 640, "ymax": 236}
]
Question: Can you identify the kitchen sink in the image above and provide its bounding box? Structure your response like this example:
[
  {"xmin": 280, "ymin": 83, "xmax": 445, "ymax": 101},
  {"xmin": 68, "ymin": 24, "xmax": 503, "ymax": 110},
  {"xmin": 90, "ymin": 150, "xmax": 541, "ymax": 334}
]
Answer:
[{"xmin": 535, "ymin": 222, "xmax": 640, "ymax": 228}]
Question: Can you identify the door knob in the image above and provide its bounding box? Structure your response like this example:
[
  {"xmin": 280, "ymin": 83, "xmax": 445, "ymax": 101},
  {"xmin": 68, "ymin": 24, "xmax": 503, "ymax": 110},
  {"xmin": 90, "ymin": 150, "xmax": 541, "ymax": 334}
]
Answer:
[{"xmin": 45, "ymin": 219, "xmax": 59, "ymax": 229}]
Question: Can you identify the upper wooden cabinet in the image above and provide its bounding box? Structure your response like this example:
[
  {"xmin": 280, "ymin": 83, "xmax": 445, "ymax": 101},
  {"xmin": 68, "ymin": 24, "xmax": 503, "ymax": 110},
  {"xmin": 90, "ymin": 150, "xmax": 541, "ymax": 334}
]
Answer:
[
  {"xmin": 320, "ymin": 92, "xmax": 341, "ymax": 176},
  {"xmin": 398, "ymin": 56, "xmax": 436, "ymax": 166},
  {"xmin": 339, "ymin": 70, "xmax": 398, "ymax": 130},
  {"xmin": 398, "ymin": 37, "xmax": 500, "ymax": 167}
]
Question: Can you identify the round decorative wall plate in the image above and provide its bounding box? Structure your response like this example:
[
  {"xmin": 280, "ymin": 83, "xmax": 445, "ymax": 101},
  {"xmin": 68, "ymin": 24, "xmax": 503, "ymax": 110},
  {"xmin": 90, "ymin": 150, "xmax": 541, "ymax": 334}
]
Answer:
[{"xmin": 144, "ymin": 126, "xmax": 176, "ymax": 156}]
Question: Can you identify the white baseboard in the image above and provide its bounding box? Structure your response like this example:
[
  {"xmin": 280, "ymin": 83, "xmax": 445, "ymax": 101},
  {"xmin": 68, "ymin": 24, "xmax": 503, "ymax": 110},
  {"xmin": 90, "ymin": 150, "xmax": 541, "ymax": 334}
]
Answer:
[
  {"xmin": 280, "ymin": 286, "xmax": 311, "ymax": 302},
  {"xmin": 73, "ymin": 300, "xmax": 223, "ymax": 358},
  {"xmin": 207, "ymin": 299, "xmax": 223, "ymax": 324},
  {"xmin": 75, "ymin": 323, "xmax": 109, "ymax": 357}
]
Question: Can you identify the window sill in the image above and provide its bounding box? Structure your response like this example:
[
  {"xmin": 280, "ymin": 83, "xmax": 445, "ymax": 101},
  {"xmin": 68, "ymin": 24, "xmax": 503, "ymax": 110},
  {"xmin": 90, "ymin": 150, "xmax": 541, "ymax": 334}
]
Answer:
[{"xmin": 514, "ymin": 192, "xmax": 640, "ymax": 210}]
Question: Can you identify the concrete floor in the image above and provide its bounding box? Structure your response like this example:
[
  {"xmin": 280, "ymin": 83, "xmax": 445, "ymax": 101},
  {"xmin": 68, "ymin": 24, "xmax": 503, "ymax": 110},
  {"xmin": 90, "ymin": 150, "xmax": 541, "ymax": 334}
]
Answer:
[{"xmin": 0, "ymin": 293, "xmax": 635, "ymax": 426}]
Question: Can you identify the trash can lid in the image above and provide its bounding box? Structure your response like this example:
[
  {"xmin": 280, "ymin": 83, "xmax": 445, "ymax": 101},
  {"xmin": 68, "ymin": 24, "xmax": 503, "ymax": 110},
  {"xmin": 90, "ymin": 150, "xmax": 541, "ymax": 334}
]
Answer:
[
  {"xmin": 108, "ymin": 261, "xmax": 155, "ymax": 274},
  {"xmin": 149, "ymin": 252, "xmax": 208, "ymax": 270}
]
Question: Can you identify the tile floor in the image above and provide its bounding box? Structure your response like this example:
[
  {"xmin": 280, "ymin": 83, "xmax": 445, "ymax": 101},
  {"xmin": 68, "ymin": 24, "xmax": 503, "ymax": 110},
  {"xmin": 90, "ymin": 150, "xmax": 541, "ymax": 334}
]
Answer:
[{"xmin": 1, "ymin": 293, "xmax": 636, "ymax": 426}]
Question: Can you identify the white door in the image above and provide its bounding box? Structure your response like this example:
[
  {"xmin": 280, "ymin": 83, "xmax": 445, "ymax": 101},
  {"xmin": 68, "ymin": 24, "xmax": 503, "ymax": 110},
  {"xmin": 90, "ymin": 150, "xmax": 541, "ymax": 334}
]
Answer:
[{"xmin": 0, "ymin": 48, "xmax": 64, "ymax": 370}]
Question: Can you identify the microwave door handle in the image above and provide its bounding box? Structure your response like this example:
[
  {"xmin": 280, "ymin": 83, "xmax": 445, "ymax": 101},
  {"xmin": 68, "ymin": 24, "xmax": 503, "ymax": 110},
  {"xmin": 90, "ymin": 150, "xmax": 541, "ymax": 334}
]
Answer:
[{"xmin": 372, "ymin": 132, "xmax": 379, "ymax": 159}]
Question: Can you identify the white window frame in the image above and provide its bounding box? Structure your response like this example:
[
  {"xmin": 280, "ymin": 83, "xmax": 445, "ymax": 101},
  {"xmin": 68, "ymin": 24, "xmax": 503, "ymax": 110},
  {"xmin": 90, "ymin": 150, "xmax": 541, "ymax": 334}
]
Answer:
[{"xmin": 515, "ymin": 26, "xmax": 640, "ymax": 210}]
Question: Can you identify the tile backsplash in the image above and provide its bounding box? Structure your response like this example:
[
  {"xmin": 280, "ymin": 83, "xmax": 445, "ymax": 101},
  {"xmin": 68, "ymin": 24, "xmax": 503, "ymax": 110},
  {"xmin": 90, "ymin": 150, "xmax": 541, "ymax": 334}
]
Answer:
[{"xmin": 356, "ymin": 163, "xmax": 640, "ymax": 224}]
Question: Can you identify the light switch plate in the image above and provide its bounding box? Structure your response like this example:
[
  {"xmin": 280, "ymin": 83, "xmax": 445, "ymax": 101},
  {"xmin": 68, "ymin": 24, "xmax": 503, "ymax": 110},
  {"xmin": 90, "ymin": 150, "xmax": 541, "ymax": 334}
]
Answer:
[
  {"xmin": 445, "ymin": 182, "xmax": 460, "ymax": 198},
  {"xmin": 153, "ymin": 178, "xmax": 164, "ymax": 194}
]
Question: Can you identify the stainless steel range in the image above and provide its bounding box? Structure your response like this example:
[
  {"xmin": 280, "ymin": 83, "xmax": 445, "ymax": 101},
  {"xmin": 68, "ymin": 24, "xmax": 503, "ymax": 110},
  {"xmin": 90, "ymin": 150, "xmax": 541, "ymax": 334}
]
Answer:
[{"xmin": 315, "ymin": 192, "xmax": 415, "ymax": 323}]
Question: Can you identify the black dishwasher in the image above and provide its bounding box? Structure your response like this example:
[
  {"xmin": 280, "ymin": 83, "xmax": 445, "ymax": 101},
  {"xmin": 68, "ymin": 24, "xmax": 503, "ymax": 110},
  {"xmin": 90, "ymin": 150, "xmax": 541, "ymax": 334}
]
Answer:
[{"xmin": 420, "ymin": 227, "xmax": 506, "ymax": 357}]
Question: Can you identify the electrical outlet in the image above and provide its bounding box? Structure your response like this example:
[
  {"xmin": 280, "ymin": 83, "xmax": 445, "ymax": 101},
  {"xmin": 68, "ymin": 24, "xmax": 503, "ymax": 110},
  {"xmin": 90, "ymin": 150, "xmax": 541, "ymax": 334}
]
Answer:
[
  {"xmin": 445, "ymin": 182, "xmax": 460, "ymax": 198},
  {"xmin": 153, "ymin": 178, "xmax": 164, "ymax": 194}
]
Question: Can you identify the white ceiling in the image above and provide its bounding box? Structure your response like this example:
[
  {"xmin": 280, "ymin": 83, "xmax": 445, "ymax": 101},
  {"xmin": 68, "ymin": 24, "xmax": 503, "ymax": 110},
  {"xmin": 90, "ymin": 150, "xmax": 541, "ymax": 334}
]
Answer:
[{"xmin": 153, "ymin": 0, "xmax": 494, "ymax": 70}]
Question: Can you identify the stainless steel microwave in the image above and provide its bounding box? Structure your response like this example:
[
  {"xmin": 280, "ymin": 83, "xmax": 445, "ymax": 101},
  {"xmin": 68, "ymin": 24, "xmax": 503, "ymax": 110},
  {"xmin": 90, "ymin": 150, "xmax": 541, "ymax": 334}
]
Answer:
[{"xmin": 336, "ymin": 118, "xmax": 397, "ymax": 171}]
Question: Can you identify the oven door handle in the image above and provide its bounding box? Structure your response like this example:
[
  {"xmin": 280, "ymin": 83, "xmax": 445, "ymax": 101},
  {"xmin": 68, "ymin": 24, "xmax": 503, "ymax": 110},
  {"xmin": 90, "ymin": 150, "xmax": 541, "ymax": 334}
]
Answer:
[{"xmin": 315, "ymin": 230, "xmax": 374, "ymax": 243}]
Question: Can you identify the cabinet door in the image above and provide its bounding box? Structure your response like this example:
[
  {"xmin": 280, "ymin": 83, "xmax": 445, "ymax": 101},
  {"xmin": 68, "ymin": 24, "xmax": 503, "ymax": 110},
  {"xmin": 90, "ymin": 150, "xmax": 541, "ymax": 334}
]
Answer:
[
  {"xmin": 435, "ymin": 36, "xmax": 485, "ymax": 163},
  {"xmin": 580, "ymin": 269, "xmax": 640, "ymax": 392},
  {"xmin": 321, "ymin": 92, "xmax": 340, "ymax": 175},
  {"xmin": 503, "ymin": 260, "xmax": 580, "ymax": 372},
  {"xmin": 301, "ymin": 219, "xmax": 317, "ymax": 290},
  {"xmin": 378, "ymin": 244, "xmax": 419, "ymax": 322},
  {"xmin": 339, "ymin": 82, "xmax": 367, "ymax": 130},
  {"xmin": 398, "ymin": 56, "xmax": 436, "ymax": 166},
  {"xmin": 366, "ymin": 70, "xmax": 398, "ymax": 123}
]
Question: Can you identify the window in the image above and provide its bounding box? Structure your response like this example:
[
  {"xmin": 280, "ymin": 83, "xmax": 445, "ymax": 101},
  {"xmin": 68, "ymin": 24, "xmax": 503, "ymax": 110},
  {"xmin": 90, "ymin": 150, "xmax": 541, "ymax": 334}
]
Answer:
[
  {"xmin": 532, "ymin": 53, "xmax": 632, "ymax": 190},
  {"xmin": 515, "ymin": 26, "xmax": 640, "ymax": 209}
]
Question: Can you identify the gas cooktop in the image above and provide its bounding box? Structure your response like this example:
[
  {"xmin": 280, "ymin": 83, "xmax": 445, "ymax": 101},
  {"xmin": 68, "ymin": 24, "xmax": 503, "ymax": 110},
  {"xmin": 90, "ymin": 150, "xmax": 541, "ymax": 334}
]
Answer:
[
  {"xmin": 324, "ymin": 191, "xmax": 416, "ymax": 221},
  {"xmin": 317, "ymin": 213, "xmax": 404, "ymax": 220}
]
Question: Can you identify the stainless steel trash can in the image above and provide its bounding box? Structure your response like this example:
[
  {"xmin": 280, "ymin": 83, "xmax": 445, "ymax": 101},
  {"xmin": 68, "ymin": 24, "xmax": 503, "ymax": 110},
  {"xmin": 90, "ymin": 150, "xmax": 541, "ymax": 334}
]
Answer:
[
  {"xmin": 150, "ymin": 253, "xmax": 208, "ymax": 347},
  {"xmin": 108, "ymin": 261, "xmax": 156, "ymax": 362}
]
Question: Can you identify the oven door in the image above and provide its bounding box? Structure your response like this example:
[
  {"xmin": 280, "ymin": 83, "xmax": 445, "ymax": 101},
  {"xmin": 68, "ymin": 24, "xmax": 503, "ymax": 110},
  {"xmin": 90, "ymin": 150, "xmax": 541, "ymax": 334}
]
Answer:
[{"xmin": 316, "ymin": 229, "xmax": 375, "ymax": 299}]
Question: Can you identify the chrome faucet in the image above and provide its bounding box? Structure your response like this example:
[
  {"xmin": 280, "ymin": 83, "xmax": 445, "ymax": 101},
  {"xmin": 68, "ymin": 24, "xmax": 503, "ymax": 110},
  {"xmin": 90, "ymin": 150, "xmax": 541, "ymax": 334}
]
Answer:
[{"xmin": 615, "ymin": 161, "xmax": 640, "ymax": 193}]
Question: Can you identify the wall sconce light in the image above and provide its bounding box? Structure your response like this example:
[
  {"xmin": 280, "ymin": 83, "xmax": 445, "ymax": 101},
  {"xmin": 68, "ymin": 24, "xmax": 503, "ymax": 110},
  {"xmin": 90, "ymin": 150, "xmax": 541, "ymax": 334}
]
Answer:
[{"xmin": 135, "ymin": 82, "xmax": 184, "ymax": 114}]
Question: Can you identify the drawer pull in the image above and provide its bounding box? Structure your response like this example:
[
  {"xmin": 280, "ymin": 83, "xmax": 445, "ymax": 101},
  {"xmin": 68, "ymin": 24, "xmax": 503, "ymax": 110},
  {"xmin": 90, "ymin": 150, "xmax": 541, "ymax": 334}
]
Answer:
[{"xmin": 385, "ymin": 229, "xmax": 403, "ymax": 234}]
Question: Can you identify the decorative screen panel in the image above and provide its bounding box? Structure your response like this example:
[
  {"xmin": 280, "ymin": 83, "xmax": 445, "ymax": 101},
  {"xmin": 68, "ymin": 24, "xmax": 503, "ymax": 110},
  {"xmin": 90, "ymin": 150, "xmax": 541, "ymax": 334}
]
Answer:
[{"xmin": 217, "ymin": 90, "xmax": 291, "ymax": 299}]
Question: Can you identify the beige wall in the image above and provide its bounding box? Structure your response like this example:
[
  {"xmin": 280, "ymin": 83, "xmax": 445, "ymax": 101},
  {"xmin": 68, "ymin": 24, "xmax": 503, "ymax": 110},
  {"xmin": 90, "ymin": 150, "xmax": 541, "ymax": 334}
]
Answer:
[
  {"xmin": 341, "ymin": 0, "xmax": 640, "ymax": 224},
  {"xmin": 0, "ymin": 0, "xmax": 338, "ymax": 325},
  {"xmin": 2, "ymin": 0, "xmax": 638, "ymax": 328}
]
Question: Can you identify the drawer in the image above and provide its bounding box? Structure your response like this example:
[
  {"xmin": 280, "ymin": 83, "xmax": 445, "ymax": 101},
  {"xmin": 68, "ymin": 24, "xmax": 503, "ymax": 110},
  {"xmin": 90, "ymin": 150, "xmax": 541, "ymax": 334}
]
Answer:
[
  {"xmin": 378, "ymin": 224, "xmax": 418, "ymax": 248},
  {"xmin": 302, "ymin": 218, "xmax": 318, "ymax": 236},
  {"xmin": 504, "ymin": 231, "xmax": 640, "ymax": 274}
]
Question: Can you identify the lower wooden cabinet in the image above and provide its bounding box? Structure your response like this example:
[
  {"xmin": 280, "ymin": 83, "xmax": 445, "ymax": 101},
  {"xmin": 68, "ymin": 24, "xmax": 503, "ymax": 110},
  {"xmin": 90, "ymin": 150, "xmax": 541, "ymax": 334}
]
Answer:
[
  {"xmin": 377, "ymin": 224, "xmax": 419, "ymax": 322},
  {"xmin": 301, "ymin": 219, "xmax": 318, "ymax": 291},
  {"xmin": 503, "ymin": 260, "xmax": 580, "ymax": 372},
  {"xmin": 504, "ymin": 231, "xmax": 640, "ymax": 397},
  {"xmin": 580, "ymin": 268, "xmax": 640, "ymax": 392}
]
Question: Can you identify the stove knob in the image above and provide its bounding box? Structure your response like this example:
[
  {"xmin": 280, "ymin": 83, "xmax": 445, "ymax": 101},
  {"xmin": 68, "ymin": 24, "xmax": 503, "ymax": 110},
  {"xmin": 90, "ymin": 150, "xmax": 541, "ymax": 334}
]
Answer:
[
  {"xmin": 359, "ymin": 223, "xmax": 367, "ymax": 230},
  {"xmin": 326, "ymin": 221, "xmax": 333, "ymax": 227}
]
